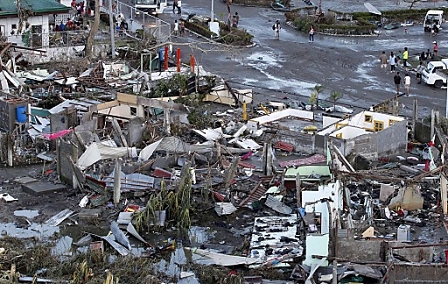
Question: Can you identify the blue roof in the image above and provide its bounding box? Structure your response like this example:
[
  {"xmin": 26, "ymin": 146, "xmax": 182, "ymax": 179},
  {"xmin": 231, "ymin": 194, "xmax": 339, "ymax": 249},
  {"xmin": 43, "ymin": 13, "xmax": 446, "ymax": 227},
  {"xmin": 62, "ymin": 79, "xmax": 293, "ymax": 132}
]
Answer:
[{"xmin": 0, "ymin": 0, "xmax": 70, "ymax": 17}]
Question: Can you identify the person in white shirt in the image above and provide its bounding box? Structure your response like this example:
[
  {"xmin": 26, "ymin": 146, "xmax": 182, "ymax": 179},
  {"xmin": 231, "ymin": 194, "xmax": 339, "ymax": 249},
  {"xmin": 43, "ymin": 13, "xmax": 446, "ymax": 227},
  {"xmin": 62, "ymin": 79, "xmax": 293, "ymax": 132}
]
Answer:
[
  {"xmin": 404, "ymin": 73, "xmax": 411, "ymax": 96},
  {"xmin": 174, "ymin": 20, "xmax": 179, "ymax": 36}
]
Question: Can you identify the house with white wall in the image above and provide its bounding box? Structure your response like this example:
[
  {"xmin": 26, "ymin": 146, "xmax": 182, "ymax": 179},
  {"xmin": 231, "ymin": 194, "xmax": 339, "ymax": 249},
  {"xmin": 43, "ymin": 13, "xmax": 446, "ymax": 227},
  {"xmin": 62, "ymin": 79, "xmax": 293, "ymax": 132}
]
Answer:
[
  {"xmin": 0, "ymin": 0, "xmax": 70, "ymax": 47},
  {"xmin": 314, "ymin": 111, "xmax": 408, "ymax": 160}
]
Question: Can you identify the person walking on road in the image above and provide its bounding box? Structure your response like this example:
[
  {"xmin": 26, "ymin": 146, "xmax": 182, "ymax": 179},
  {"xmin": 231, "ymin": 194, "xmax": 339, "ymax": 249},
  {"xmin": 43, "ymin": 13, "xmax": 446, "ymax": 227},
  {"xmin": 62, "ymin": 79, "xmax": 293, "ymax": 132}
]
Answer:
[
  {"xmin": 402, "ymin": 47, "xmax": 409, "ymax": 69},
  {"xmin": 389, "ymin": 52, "xmax": 397, "ymax": 73},
  {"xmin": 173, "ymin": 0, "xmax": 181, "ymax": 14},
  {"xmin": 379, "ymin": 51, "xmax": 388, "ymax": 72},
  {"xmin": 404, "ymin": 73, "xmax": 411, "ymax": 96},
  {"xmin": 173, "ymin": 20, "xmax": 179, "ymax": 36},
  {"xmin": 309, "ymin": 26, "xmax": 315, "ymax": 42},
  {"xmin": 273, "ymin": 20, "xmax": 281, "ymax": 40},
  {"xmin": 433, "ymin": 41, "xmax": 438, "ymax": 57},
  {"xmin": 180, "ymin": 20, "xmax": 185, "ymax": 36},
  {"xmin": 416, "ymin": 61, "xmax": 424, "ymax": 84},
  {"xmin": 394, "ymin": 72, "xmax": 402, "ymax": 95}
]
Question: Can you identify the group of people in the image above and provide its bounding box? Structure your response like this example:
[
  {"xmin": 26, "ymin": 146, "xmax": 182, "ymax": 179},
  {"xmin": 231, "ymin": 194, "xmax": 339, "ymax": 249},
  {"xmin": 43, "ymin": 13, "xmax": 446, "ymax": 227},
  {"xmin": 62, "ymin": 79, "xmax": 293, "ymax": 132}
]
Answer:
[
  {"xmin": 173, "ymin": 19, "xmax": 185, "ymax": 37},
  {"xmin": 380, "ymin": 41, "xmax": 441, "ymax": 97},
  {"xmin": 393, "ymin": 71, "xmax": 411, "ymax": 96},
  {"xmin": 53, "ymin": 17, "xmax": 89, "ymax": 32},
  {"xmin": 272, "ymin": 21, "xmax": 315, "ymax": 42},
  {"xmin": 379, "ymin": 47, "xmax": 409, "ymax": 74}
]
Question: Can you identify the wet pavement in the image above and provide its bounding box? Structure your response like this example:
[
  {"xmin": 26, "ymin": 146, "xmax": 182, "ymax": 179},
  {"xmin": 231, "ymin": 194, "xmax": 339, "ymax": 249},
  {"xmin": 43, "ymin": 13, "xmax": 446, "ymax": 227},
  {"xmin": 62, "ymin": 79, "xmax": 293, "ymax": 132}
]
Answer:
[{"xmin": 134, "ymin": 0, "xmax": 448, "ymax": 118}]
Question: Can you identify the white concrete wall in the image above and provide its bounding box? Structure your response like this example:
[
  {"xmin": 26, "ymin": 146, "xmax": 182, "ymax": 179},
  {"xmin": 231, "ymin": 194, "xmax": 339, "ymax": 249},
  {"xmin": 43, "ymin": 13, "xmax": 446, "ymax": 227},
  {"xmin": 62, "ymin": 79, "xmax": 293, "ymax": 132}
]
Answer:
[
  {"xmin": 348, "ymin": 111, "xmax": 404, "ymax": 130},
  {"xmin": 322, "ymin": 115, "xmax": 340, "ymax": 128},
  {"xmin": 247, "ymin": 109, "xmax": 314, "ymax": 131},
  {"xmin": 304, "ymin": 234, "xmax": 329, "ymax": 266},
  {"xmin": 1, "ymin": 15, "xmax": 50, "ymax": 46},
  {"xmin": 302, "ymin": 181, "xmax": 342, "ymax": 211},
  {"xmin": 17, "ymin": 44, "xmax": 110, "ymax": 64},
  {"xmin": 330, "ymin": 125, "xmax": 367, "ymax": 139}
]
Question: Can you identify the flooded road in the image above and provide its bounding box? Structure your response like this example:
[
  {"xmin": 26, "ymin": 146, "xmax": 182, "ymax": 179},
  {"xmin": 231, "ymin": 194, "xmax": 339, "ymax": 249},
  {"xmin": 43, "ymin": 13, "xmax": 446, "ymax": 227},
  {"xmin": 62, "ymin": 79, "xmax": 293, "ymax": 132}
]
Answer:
[{"xmin": 152, "ymin": 0, "xmax": 448, "ymax": 118}]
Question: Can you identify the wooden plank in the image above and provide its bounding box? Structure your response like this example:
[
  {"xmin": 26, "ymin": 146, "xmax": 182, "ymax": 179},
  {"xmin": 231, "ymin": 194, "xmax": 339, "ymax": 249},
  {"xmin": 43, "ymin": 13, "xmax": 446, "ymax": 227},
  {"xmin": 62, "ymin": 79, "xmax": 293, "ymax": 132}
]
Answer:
[
  {"xmin": 112, "ymin": 118, "xmax": 128, "ymax": 148},
  {"xmin": 117, "ymin": 92, "xmax": 138, "ymax": 104},
  {"xmin": 92, "ymin": 100, "xmax": 119, "ymax": 111}
]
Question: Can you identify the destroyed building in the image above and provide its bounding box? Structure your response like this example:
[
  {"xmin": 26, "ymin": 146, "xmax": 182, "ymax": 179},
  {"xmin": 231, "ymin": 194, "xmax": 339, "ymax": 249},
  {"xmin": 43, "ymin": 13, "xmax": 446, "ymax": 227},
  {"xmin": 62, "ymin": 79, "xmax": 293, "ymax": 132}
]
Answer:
[{"xmin": 0, "ymin": 0, "xmax": 447, "ymax": 283}]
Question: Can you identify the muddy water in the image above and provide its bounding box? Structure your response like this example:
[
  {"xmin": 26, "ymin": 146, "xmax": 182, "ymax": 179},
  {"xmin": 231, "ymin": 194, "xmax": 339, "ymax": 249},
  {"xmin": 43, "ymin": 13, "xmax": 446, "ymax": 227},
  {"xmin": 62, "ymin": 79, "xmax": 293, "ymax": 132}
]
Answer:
[{"xmin": 14, "ymin": 210, "xmax": 40, "ymax": 219}]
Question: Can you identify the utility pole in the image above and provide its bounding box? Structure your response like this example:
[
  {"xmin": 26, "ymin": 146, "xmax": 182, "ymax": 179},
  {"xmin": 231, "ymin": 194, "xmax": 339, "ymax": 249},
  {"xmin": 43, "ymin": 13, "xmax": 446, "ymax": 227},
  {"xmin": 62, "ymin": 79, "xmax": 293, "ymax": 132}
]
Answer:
[
  {"xmin": 211, "ymin": 0, "xmax": 214, "ymax": 22},
  {"xmin": 108, "ymin": 0, "xmax": 116, "ymax": 59}
]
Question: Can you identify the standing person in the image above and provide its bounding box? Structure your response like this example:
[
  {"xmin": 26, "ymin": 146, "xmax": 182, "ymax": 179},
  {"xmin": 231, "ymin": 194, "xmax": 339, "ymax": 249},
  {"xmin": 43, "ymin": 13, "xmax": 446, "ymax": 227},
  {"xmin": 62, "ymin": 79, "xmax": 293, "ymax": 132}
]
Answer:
[
  {"xmin": 394, "ymin": 72, "xmax": 402, "ymax": 95},
  {"xmin": 379, "ymin": 51, "xmax": 388, "ymax": 72},
  {"xmin": 309, "ymin": 26, "xmax": 315, "ymax": 42},
  {"xmin": 158, "ymin": 47, "xmax": 165, "ymax": 73},
  {"xmin": 389, "ymin": 51, "xmax": 397, "ymax": 73},
  {"xmin": 180, "ymin": 20, "xmax": 185, "ymax": 36},
  {"xmin": 416, "ymin": 61, "xmax": 424, "ymax": 84},
  {"xmin": 273, "ymin": 20, "xmax": 281, "ymax": 40},
  {"xmin": 404, "ymin": 73, "xmax": 411, "ymax": 96},
  {"xmin": 402, "ymin": 47, "xmax": 409, "ymax": 69},
  {"xmin": 173, "ymin": 0, "xmax": 180, "ymax": 14},
  {"xmin": 234, "ymin": 12, "xmax": 239, "ymax": 27},
  {"xmin": 173, "ymin": 19, "xmax": 179, "ymax": 36},
  {"xmin": 433, "ymin": 41, "xmax": 438, "ymax": 57}
]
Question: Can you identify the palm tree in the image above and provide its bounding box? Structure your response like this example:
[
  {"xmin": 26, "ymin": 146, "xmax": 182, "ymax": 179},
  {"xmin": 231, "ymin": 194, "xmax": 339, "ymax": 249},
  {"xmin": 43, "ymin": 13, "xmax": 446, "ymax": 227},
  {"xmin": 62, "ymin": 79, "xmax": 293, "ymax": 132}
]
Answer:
[
  {"xmin": 310, "ymin": 85, "xmax": 324, "ymax": 110},
  {"xmin": 330, "ymin": 91, "xmax": 343, "ymax": 111}
]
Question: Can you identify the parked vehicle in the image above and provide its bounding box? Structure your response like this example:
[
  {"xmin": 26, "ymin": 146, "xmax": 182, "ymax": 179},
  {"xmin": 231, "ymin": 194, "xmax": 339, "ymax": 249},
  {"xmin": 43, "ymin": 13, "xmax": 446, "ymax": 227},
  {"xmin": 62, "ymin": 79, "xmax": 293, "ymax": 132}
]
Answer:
[
  {"xmin": 423, "ymin": 10, "xmax": 443, "ymax": 32},
  {"xmin": 133, "ymin": 0, "xmax": 179, "ymax": 15},
  {"xmin": 383, "ymin": 22, "xmax": 400, "ymax": 30},
  {"xmin": 401, "ymin": 20, "xmax": 414, "ymax": 27},
  {"xmin": 421, "ymin": 59, "xmax": 448, "ymax": 88}
]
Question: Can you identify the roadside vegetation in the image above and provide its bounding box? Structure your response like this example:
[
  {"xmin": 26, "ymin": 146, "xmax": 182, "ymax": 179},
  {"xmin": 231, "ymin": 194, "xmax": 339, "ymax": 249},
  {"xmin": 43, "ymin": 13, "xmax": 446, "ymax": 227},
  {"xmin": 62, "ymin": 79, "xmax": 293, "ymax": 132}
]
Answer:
[{"xmin": 286, "ymin": 8, "xmax": 448, "ymax": 36}]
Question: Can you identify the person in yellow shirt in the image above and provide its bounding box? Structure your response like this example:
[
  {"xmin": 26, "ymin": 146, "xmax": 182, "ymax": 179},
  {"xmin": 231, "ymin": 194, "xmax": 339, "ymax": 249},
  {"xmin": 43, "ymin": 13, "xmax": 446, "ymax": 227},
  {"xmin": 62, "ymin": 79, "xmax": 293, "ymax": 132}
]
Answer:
[{"xmin": 402, "ymin": 47, "xmax": 409, "ymax": 70}]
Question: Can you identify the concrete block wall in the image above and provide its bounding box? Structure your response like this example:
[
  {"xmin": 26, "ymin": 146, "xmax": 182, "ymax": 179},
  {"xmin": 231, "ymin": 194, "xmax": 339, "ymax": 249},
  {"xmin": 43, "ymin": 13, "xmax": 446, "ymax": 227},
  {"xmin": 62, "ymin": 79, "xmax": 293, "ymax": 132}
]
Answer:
[
  {"xmin": 264, "ymin": 129, "xmax": 315, "ymax": 155},
  {"xmin": 377, "ymin": 120, "xmax": 408, "ymax": 156},
  {"xmin": 387, "ymin": 263, "xmax": 448, "ymax": 283},
  {"xmin": 337, "ymin": 239, "xmax": 385, "ymax": 262},
  {"xmin": 58, "ymin": 139, "xmax": 75, "ymax": 186}
]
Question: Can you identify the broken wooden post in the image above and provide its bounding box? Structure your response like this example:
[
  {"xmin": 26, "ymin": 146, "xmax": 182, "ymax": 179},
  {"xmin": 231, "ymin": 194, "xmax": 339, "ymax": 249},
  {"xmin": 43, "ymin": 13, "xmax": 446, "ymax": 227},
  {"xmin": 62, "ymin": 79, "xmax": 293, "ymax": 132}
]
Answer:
[
  {"xmin": 164, "ymin": 109, "xmax": 171, "ymax": 134},
  {"xmin": 7, "ymin": 134, "xmax": 13, "ymax": 167},
  {"xmin": 441, "ymin": 173, "xmax": 448, "ymax": 215},
  {"xmin": 113, "ymin": 159, "xmax": 121, "ymax": 205},
  {"xmin": 332, "ymin": 259, "xmax": 338, "ymax": 284},
  {"xmin": 412, "ymin": 98, "xmax": 417, "ymax": 139},
  {"xmin": 216, "ymin": 142, "xmax": 221, "ymax": 158},
  {"xmin": 224, "ymin": 157, "xmax": 240, "ymax": 189},
  {"xmin": 112, "ymin": 118, "xmax": 128, "ymax": 148},
  {"xmin": 72, "ymin": 143, "xmax": 79, "ymax": 189},
  {"xmin": 296, "ymin": 173, "xmax": 302, "ymax": 208},
  {"xmin": 266, "ymin": 142, "xmax": 273, "ymax": 176}
]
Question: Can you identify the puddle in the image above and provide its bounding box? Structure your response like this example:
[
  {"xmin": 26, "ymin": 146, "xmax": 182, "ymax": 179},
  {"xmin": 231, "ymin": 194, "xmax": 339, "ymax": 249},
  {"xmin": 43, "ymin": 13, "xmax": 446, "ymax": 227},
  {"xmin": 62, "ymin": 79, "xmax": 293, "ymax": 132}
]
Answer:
[
  {"xmin": 51, "ymin": 235, "xmax": 73, "ymax": 256},
  {"xmin": 189, "ymin": 226, "xmax": 215, "ymax": 245},
  {"xmin": 14, "ymin": 210, "xmax": 40, "ymax": 219},
  {"xmin": 0, "ymin": 222, "xmax": 59, "ymax": 239}
]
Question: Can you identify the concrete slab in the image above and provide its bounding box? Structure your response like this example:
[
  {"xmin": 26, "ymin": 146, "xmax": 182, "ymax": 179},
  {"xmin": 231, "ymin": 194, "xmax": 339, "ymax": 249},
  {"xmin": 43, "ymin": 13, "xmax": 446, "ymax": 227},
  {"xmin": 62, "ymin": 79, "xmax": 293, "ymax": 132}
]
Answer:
[
  {"xmin": 21, "ymin": 181, "xmax": 66, "ymax": 196},
  {"xmin": 78, "ymin": 209, "xmax": 102, "ymax": 219},
  {"xmin": 14, "ymin": 176, "xmax": 38, "ymax": 184}
]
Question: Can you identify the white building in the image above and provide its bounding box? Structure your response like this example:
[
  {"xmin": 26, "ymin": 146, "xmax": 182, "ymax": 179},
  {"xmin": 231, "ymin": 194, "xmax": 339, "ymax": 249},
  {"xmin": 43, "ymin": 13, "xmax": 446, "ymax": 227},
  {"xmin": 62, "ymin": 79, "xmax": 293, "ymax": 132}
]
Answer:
[{"xmin": 0, "ymin": 0, "xmax": 70, "ymax": 47}]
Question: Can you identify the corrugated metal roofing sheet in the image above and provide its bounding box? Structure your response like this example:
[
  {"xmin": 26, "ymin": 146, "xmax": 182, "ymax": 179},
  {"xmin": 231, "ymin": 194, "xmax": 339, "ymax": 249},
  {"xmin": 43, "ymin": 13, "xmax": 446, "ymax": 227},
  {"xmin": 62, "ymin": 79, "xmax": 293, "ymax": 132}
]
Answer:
[{"xmin": 0, "ymin": 0, "xmax": 70, "ymax": 16}]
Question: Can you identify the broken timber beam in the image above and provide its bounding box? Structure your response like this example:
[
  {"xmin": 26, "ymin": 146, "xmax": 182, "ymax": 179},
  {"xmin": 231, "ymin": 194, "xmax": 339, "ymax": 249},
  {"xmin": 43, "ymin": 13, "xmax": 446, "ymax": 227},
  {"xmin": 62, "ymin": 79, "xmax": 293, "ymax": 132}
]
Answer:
[{"xmin": 112, "ymin": 118, "xmax": 128, "ymax": 148}]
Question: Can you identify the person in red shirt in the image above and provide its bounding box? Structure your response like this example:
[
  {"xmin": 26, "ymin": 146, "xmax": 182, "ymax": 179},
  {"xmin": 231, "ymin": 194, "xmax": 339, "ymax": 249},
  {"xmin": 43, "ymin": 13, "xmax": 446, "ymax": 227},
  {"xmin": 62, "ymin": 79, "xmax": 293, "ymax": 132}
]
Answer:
[
  {"xmin": 433, "ymin": 41, "xmax": 438, "ymax": 57},
  {"xmin": 71, "ymin": 0, "xmax": 76, "ymax": 9}
]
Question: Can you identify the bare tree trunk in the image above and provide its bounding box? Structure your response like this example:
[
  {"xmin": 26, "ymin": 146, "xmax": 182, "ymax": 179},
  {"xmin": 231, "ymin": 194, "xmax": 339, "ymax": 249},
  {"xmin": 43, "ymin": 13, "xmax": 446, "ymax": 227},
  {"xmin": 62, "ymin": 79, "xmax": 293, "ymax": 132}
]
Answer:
[{"xmin": 85, "ymin": 0, "xmax": 100, "ymax": 59}]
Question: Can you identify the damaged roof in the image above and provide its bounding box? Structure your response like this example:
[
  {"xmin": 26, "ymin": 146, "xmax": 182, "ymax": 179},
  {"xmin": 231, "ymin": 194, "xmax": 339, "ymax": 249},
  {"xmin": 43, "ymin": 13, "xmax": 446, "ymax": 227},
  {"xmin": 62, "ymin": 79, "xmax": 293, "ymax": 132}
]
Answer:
[{"xmin": 0, "ymin": 0, "xmax": 70, "ymax": 17}]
